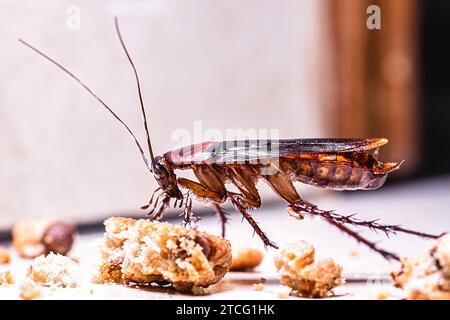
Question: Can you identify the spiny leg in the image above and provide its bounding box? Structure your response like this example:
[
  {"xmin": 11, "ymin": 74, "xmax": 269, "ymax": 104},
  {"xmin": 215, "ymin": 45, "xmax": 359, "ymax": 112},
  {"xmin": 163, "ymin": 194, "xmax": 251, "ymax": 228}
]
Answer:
[
  {"xmin": 141, "ymin": 186, "xmax": 161, "ymax": 210},
  {"xmin": 290, "ymin": 200, "xmax": 439, "ymax": 239},
  {"xmin": 262, "ymin": 165, "xmax": 399, "ymax": 260},
  {"xmin": 148, "ymin": 194, "xmax": 171, "ymax": 221},
  {"xmin": 213, "ymin": 203, "xmax": 229, "ymax": 237},
  {"xmin": 287, "ymin": 202, "xmax": 400, "ymax": 260},
  {"xmin": 229, "ymin": 194, "xmax": 278, "ymax": 249},
  {"xmin": 326, "ymin": 218, "xmax": 400, "ymax": 261},
  {"xmin": 181, "ymin": 191, "xmax": 200, "ymax": 230},
  {"xmin": 178, "ymin": 173, "xmax": 275, "ymax": 246}
]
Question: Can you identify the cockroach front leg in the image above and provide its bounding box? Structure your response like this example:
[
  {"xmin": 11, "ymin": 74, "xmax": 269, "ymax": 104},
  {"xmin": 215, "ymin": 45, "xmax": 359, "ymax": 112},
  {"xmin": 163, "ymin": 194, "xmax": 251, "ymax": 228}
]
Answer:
[
  {"xmin": 141, "ymin": 186, "xmax": 162, "ymax": 210},
  {"xmin": 178, "ymin": 178, "xmax": 226, "ymax": 203},
  {"xmin": 181, "ymin": 191, "xmax": 200, "ymax": 230},
  {"xmin": 229, "ymin": 194, "xmax": 278, "ymax": 249},
  {"xmin": 178, "ymin": 177, "xmax": 227, "ymax": 231},
  {"xmin": 148, "ymin": 194, "xmax": 171, "ymax": 220}
]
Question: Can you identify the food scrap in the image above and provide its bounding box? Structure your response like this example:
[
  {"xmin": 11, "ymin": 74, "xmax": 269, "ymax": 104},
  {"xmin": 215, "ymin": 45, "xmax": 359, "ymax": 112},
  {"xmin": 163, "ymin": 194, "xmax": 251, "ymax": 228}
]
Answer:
[
  {"xmin": 253, "ymin": 282, "xmax": 265, "ymax": 291},
  {"xmin": 12, "ymin": 219, "xmax": 76, "ymax": 258},
  {"xmin": 19, "ymin": 279, "xmax": 42, "ymax": 300},
  {"xmin": 94, "ymin": 217, "xmax": 232, "ymax": 293},
  {"xmin": 230, "ymin": 247, "xmax": 264, "ymax": 271},
  {"xmin": 274, "ymin": 241, "xmax": 344, "ymax": 298},
  {"xmin": 0, "ymin": 271, "xmax": 14, "ymax": 286},
  {"xmin": 276, "ymin": 285, "xmax": 292, "ymax": 298},
  {"xmin": 27, "ymin": 252, "xmax": 82, "ymax": 288},
  {"xmin": 0, "ymin": 246, "xmax": 11, "ymax": 264},
  {"xmin": 392, "ymin": 233, "xmax": 450, "ymax": 300}
]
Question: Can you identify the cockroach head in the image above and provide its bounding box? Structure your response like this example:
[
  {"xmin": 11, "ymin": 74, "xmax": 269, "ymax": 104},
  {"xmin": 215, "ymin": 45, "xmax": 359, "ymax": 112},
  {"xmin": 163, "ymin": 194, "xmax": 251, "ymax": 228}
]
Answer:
[{"xmin": 153, "ymin": 156, "xmax": 183, "ymax": 200}]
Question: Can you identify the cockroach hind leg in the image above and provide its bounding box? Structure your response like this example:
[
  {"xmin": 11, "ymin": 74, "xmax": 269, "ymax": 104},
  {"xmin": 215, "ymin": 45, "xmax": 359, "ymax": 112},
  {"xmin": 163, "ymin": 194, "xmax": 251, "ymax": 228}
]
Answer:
[
  {"xmin": 287, "ymin": 204, "xmax": 305, "ymax": 220},
  {"xmin": 264, "ymin": 238, "xmax": 279, "ymax": 249},
  {"xmin": 291, "ymin": 199, "xmax": 440, "ymax": 240}
]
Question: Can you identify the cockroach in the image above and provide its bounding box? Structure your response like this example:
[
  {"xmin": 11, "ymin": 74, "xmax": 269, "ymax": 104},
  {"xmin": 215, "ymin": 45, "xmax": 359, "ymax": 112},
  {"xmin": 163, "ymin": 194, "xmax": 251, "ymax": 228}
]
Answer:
[{"xmin": 19, "ymin": 17, "xmax": 440, "ymax": 261}]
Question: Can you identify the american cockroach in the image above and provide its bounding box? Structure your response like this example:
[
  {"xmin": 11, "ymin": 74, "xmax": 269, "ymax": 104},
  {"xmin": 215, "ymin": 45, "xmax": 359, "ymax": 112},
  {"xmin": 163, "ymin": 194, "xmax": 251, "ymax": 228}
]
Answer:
[{"xmin": 19, "ymin": 17, "xmax": 440, "ymax": 261}]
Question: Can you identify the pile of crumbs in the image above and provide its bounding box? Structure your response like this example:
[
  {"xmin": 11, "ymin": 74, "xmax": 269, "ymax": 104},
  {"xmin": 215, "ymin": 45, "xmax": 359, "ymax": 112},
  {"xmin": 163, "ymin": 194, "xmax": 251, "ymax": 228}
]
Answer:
[
  {"xmin": 93, "ymin": 217, "xmax": 232, "ymax": 293},
  {"xmin": 274, "ymin": 241, "xmax": 344, "ymax": 298},
  {"xmin": 0, "ymin": 271, "xmax": 14, "ymax": 286},
  {"xmin": 392, "ymin": 234, "xmax": 450, "ymax": 300},
  {"xmin": 27, "ymin": 252, "xmax": 81, "ymax": 288}
]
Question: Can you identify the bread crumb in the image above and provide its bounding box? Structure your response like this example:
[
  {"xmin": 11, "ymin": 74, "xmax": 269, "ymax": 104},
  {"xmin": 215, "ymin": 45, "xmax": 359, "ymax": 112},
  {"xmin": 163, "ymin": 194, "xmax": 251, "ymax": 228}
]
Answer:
[
  {"xmin": 392, "ymin": 234, "xmax": 450, "ymax": 300},
  {"xmin": 0, "ymin": 271, "xmax": 14, "ymax": 286},
  {"xmin": 359, "ymin": 287, "xmax": 393, "ymax": 300},
  {"xmin": 20, "ymin": 279, "xmax": 42, "ymax": 300},
  {"xmin": 230, "ymin": 247, "xmax": 264, "ymax": 271},
  {"xmin": 27, "ymin": 252, "xmax": 81, "ymax": 288},
  {"xmin": 376, "ymin": 290, "xmax": 390, "ymax": 300},
  {"xmin": 274, "ymin": 241, "xmax": 344, "ymax": 298},
  {"xmin": 0, "ymin": 247, "xmax": 11, "ymax": 264},
  {"xmin": 349, "ymin": 249, "xmax": 360, "ymax": 258},
  {"xmin": 95, "ymin": 217, "xmax": 232, "ymax": 293},
  {"xmin": 253, "ymin": 283, "xmax": 265, "ymax": 291},
  {"xmin": 191, "ymin": 286, "xmax": 209, "ymax": 295},
  {"xmin": 277, "ymin": 285, "xmax": 292, "ymax": 298}
]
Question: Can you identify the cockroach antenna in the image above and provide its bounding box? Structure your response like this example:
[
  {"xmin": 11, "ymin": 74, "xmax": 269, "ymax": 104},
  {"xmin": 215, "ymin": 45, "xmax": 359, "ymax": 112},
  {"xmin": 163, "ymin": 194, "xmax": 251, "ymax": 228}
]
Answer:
[
  {"xmin": 114, "ymin": 16, "xmax": 157, "ymax": 172},
  {"xmin": 17, "ymin": 36, "xmax": 153, "ymax": 173}
]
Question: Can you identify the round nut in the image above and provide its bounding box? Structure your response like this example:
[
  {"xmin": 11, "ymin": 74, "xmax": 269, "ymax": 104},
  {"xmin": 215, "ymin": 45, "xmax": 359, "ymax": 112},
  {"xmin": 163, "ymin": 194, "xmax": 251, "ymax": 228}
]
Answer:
[{"xmin": 41, "ymin": 222, "xmax": 76, "ymax": 255}]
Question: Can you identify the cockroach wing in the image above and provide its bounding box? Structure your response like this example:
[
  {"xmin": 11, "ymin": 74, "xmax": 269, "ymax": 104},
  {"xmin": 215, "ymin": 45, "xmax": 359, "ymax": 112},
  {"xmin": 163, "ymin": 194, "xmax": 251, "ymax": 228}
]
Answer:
[{"xmin": 164, "ymin": 138, "xmax": 388, "ymax": 166}]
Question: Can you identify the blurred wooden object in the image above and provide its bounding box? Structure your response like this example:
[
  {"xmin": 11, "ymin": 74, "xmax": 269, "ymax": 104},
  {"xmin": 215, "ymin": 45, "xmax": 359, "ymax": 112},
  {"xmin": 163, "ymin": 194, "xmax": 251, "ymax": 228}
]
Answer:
[{"xmin": 329, "ymin": 0, "xmax": 419, "ymax": 175}]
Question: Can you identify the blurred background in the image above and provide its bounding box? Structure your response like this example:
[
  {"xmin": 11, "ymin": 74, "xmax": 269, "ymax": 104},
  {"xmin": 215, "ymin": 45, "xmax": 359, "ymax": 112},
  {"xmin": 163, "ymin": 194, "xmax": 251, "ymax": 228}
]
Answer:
[{"xmin": 0, "ymin": 0, "xmax": 449, "ymax": 247}]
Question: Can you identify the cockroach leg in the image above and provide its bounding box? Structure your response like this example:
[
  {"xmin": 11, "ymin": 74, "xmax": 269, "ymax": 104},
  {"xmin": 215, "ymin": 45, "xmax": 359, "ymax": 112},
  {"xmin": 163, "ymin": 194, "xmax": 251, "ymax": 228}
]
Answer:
[
  {"xmin": 180, "ymin": 191, "xmax": 201, "ymax": 230},
  {"xmin": 149, "ymin": 195, "xmax": 171, "ymax": 220},
  {"xmin": 290, "ymin": 200, "xmax": 439, "ymax": 239},
  {"xmin": 230, "ymin": 195, "xmax": 278, "ymax": 249},
  {"xmin": 182, "ymin": 192, "xmax": 193, "ymax": 226},
  {"xmin": 141, "ymin": 186, "xmax": 161, "ymax": 210},
  {"xmin": 326, "ymin": 218, "xmax": 400, "ymax": 261},
  {"xmin": 263, "ymin": 172, "xmax": 406, "ymax": 259},
  {"xmin": 213, "ymin": 203, "xmax": 229, "ymax": 237},
  {"xmin": 292, "ymin": 203, "xmax": 401, "ymax": 260}
]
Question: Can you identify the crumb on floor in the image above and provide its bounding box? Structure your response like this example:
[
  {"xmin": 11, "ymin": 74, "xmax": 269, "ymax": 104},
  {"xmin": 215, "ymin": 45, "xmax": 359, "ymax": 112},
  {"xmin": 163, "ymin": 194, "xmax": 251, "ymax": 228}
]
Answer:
[
  {"xmin": 0, "ymin": 271, "xmax": 14, "ymax": 286},
  {"xmin": 392, "ymin": 234, "xmax": 450, "ymax": 300},
  {"xmin": 230, "ymin": 247, "xmax": 264, "ymax": 271},
  {"xmin": 276, "ymin": 285, "xmax": 292, "ymax": 298},
  {"xmin": 27, "ymin": 252, "xmax": 81, "ymax": 288},
  {"xmin": 20, "ymin": 279, "xmax": 42, "ymax": 300},
  {"xmin": 274, "ymin": 241, "xmax": 344, "ymax": 298},
  {"xmin": 0, "ymin": 247, "xmax": 11, "ymax": 265},
  {"xmin": 253, "ymin": 282, "xmax": 265, "ymax": 291}
]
